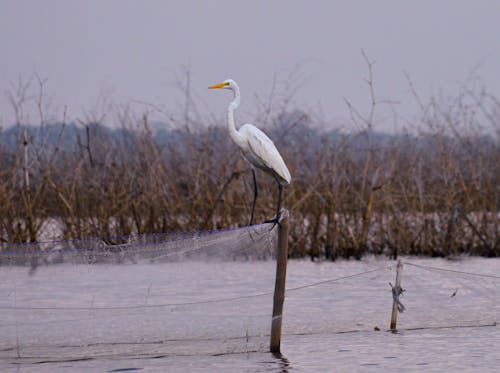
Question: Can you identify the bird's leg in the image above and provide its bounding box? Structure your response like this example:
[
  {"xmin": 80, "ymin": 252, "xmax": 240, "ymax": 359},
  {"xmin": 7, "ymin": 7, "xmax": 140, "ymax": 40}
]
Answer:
[
  {"xmin": 276, "ymin": 183, "xmax": 283, "ymax": 220},
  {"xmin": 264, "ymin": 182, "xmax": 283, "ymax": 229},
  {"xmin": 249, "ymin": 168, "xmax": 258, "ymax": 226}
]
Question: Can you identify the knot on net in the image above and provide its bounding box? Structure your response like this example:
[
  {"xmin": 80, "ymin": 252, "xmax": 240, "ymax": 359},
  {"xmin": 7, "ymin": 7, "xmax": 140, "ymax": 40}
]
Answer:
[{"xmin": 389, "ymin": 282, "xmax": 406, "ymax": 313}]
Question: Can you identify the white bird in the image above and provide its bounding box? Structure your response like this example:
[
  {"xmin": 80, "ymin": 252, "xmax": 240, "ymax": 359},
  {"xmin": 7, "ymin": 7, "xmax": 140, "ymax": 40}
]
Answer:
[{"xmin": 209, "ymin": 79, "xmax": 291, "ymax": 225}]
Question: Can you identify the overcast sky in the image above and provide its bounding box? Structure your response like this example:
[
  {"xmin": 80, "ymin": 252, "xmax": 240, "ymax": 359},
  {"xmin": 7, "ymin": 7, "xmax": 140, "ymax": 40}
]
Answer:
[{"xmin": 1, "ymin": 1, "xmax": 499, "ymax": 132}]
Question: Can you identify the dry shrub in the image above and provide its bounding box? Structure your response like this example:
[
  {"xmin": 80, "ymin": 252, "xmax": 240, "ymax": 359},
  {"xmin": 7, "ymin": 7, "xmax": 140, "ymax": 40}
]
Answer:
[{"xmin": 0, "ymin": 72, "xmax": 499, "ymax": 259}]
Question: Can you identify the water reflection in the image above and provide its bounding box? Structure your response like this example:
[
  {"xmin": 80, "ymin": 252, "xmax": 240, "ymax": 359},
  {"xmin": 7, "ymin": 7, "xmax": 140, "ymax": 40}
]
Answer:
[
  {"xmin": 271, "ymin": 352, "xmax": 291, "ymax": 372},
  {"xmin": 2, "ymin": 257, "xmax": 498, "ymax": 372}
]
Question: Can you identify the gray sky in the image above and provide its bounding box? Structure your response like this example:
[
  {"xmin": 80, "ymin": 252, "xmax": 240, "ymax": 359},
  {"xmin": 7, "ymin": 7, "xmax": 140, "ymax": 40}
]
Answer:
[{"xmin": 1, "ymin": 0, "xmax": 499, "ymax": 132}]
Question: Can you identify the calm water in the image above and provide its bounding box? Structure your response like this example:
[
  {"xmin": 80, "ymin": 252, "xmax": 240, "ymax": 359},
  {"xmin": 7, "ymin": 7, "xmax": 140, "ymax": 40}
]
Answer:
[{"xmin": 1, "ymin": 257, "xmax": 499, "ymax": 372}]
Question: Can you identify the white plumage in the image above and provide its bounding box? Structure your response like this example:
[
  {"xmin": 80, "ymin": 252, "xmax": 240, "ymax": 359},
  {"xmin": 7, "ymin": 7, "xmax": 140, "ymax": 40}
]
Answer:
[
  {"xmin": 209, "ymin": 79, "xmax": 291, "ymax": 225},
  {"xmin": 237, "ymin": 124, "xmax": 291, "ymax": 185}
]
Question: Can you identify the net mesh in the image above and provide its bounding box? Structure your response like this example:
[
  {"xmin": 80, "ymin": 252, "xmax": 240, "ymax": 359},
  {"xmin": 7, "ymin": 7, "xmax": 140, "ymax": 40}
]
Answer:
[
  {"xmin": 283, "ymin": 258, "xmax": 498, "ymax": 337},
  {"xmin": 398, "ymin": 260, "xmax": 499, "ymax": 329},
  {"xmin": 1, "ymin": 223, "xmax": 498, "ymax": 363},
  {"xmin": 0, "ymin": 223, "xmax": 278, "ymax": 362}
]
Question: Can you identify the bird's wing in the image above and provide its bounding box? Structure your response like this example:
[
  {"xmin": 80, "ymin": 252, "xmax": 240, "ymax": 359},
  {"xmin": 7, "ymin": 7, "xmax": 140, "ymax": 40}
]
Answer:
[{"xmin": 240, "ymin": 124, "xmax": 291, "ymax": 184}]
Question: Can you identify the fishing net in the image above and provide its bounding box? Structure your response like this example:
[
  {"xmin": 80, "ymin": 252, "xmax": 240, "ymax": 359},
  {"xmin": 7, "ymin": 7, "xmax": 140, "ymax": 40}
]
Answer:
[
  {"xmin": 0, "ymin": 223, "xmax": 278, "ymax": 362},
  {"xmin": 2, "ymin": 221, "xmax": 498, "ymax": 364},
  {"xmin": 282, "ymin": 257, "xmax": 498, "ymax": 337},
  {"xmin": 396, "ymin": 259, "xmax": 499, "ymax": 330}
]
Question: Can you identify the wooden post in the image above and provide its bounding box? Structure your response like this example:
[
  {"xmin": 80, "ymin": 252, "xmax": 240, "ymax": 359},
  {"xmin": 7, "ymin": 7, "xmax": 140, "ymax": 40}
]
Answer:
[
  {"xmin": 390, "ymin": 259, "xmax": 404, "ymax": 331},
  {"xmin": 270, "ymin": 210, "xmax": 289, "ymax": 353}
]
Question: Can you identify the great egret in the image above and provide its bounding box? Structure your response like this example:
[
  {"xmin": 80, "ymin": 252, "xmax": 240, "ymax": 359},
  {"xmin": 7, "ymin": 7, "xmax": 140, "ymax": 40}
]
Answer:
[{"xmin": 209, "ymin": 79, "xmax": 291, "ymax": 225}]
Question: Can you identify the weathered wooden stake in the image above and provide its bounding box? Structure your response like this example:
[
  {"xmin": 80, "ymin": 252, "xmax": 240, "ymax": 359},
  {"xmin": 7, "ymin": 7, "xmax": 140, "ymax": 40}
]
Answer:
[
  {"xmin": 270, "ymin": 210, "xmax": 289, "ymax": 353},
  {"xmin": 390, "ymin": 259, "xmax": 404, "ymax": 331}
]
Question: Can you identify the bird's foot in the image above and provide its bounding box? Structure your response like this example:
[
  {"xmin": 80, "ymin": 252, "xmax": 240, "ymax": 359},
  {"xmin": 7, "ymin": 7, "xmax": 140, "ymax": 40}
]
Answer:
[{"xmin": 264, "ymin": 214, "xmax": 282, "ymax": 230}]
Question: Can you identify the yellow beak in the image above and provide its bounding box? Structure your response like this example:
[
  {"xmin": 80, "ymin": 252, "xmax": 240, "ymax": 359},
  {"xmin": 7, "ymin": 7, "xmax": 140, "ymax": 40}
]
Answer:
[{"xmin": 208, "ymin": 81, "xmax": 227, "ymax": 89}]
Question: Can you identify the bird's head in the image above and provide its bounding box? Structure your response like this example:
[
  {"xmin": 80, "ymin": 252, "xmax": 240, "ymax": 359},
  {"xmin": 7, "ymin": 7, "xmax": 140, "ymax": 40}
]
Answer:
[{"xmin": 208, "ymin": 79, "xmax": 236, "ymax": 90}]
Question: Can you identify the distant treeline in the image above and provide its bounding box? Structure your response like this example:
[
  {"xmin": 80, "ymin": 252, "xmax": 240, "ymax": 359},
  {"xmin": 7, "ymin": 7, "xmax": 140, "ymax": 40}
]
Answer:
[{"xmin": 1, "ymin": 84, "xmax": 499, "ymax": 259}]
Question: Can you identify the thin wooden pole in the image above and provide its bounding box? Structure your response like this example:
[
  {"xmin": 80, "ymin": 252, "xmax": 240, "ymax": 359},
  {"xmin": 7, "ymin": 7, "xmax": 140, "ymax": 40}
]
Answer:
[
  {"xmin": 270, "ymin": 210, "xmax": 289, "ymax": 353},
  {"xmin": 390, "ymin": 259, "xmax": 404, "ymax": 331}
]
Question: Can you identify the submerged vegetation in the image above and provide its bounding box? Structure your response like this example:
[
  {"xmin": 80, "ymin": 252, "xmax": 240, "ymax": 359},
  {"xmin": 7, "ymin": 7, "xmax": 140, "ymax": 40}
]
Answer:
[{"xmin": 1, "ymin": 69, "xmax": 499, "ymax": 259}]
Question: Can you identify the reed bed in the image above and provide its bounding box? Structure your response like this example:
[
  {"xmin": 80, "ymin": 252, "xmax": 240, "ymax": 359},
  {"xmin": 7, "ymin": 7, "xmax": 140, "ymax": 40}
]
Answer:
[{"xmin": 1, "ymin": 74, "xmax": 498, "ymax": 258}]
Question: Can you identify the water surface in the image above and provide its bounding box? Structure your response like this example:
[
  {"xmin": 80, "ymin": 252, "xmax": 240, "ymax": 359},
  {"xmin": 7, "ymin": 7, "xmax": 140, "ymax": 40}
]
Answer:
[{"xmin": 1, "ymin": 257, "xmax": 498, "ymax": 372}]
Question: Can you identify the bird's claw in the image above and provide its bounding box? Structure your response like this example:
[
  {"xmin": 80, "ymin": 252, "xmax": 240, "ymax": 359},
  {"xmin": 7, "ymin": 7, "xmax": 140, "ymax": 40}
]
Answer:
[{"xmin": 264, "ymin": 215, "xmax": 281, "ymax": 230}]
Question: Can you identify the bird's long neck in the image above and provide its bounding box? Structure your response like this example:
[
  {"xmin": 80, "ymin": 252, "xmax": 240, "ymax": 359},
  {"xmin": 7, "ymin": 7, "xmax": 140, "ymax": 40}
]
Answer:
[{"xmin": 227, "ymin": 84, "xmax": 245, "ymax": 147}]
